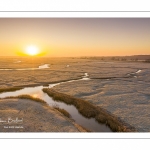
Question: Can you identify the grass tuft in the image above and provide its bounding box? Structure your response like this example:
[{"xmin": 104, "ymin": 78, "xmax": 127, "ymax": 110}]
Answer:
[
  {"xmin": 4, "ymin": 94, "xmax": 46, "ymax": 104},
  {"xmin": 17, "ymin": 95, "xmax": 47, "ymax": 104}
]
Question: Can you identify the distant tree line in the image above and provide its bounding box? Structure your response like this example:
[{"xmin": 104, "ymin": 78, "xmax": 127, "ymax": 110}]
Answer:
[{"xmin": 80, "ymin": 56, "xmax": 150, "ymax": 62}]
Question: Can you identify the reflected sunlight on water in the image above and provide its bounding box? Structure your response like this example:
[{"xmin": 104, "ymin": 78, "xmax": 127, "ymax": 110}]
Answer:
[{"xmin": 0, "ymin": 72, "xmax": 112, "ymax": 132}]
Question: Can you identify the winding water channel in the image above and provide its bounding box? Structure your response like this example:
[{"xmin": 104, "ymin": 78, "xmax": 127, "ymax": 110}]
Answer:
[
  {"xmin": 0, "ymin": 66, "xmax": 143, "ymax": 132},
  {"xmin": 0, "ymin": 72, "xmax": 112, "ymax": 132}
]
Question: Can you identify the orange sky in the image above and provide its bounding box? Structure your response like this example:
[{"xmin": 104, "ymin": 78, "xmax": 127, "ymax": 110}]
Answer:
[{"xmin": 0, "ymin": 18, "xmax": 150, "ymax": 57}]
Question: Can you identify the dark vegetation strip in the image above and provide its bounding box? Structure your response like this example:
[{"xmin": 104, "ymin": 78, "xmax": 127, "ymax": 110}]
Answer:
[
  {"xmin": 3, "ymin": 95, "xmax": 47, "ymax": 104},
  {"xmin": 0, "ymin": 87, "xmax": 22, "ymax": 93},
  {"xmin": 43, "ymin": 88, "xmax": 137, "ymax": 132},
  {"xmin": 17, "ymin": 95, "xmax": 47, "ymax": 104},
  {"xmin": 43, "ymin": 88, "xmax": 98, "ymax": 118},
  {"xmin": 90, "ymin": 75, "xmax": 136, "ymax": 80}
]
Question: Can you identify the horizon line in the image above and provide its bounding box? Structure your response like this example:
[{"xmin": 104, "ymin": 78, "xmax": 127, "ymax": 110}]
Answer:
[{"xmin": 0, "ymin": 54, "xmax": 150, "ymax": 57}]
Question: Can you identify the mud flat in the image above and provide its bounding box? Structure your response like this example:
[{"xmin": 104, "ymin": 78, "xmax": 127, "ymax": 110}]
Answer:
[{"xmin": 0, "ymin": 97, "xmax": 86, "ymax": 132}]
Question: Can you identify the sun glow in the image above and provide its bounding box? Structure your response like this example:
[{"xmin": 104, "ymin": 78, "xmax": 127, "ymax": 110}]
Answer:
[
  {"xmin": 32, "ymin": 94, "xmax": 38, "ymax": 98},
  {"xmin": 25, "ymin": 45, "xmax": 39, "ymax": 56}
]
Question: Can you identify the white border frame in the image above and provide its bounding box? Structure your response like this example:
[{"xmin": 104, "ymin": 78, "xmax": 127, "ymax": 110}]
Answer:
[{"xmin": 0, "ymin": 11, "xmax": 150, "ymax": 139}]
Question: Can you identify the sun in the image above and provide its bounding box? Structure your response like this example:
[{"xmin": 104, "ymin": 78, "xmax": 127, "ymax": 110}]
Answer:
[{"xmin": 25, "ymin": 45, "xmax": 39, "ymax": 56}]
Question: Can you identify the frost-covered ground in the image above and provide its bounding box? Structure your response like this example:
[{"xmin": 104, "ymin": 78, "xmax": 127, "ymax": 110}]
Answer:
[
  {"xmin": 51, "ymin": 61, "xmax": 150, "ymax": 132},
  {"xmin": 0, "ymin": 57, "xmax": 84, "ymax": 87},
  {"xmin": 0, "ymin": 98, "xmax": 86, "ymax": 132},
  {"xmin": 0, "ymin": 57, "xmax": 150, "ymax": 131}
]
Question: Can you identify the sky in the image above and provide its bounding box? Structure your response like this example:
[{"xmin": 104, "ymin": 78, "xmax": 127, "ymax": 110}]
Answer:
[{"xmin": 0, "ymin": 18, "xmax": 150, "ymax": 57}]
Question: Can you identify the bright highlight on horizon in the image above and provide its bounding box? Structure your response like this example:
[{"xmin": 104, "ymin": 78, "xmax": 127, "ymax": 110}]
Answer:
[
  {"xmin": 25, "ymin": 45, "xmax": 39, "ymax": 56},
  {"xmin": 0, "ymin": 18, "xmax": 150, "ymax": 57}
]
